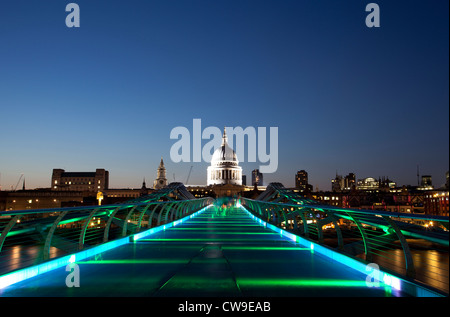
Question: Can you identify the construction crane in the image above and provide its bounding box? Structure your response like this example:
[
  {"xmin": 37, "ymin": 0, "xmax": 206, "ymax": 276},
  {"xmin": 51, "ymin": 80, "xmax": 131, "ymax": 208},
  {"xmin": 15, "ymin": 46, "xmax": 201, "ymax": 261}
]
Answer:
[
  {"xmin": 13, "ymin": 173, "xmax": 24, "ymax": 191},
  {"xmin": 186, "ymin": 166, "xmax": 193, "ymax": 184}
]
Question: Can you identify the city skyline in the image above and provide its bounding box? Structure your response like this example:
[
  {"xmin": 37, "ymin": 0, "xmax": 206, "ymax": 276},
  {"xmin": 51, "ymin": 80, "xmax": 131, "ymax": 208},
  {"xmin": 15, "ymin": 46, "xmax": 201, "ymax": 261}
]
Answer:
[{"xmin": 0, "ymin": 0, "xmax": 448, "ymax": 191}]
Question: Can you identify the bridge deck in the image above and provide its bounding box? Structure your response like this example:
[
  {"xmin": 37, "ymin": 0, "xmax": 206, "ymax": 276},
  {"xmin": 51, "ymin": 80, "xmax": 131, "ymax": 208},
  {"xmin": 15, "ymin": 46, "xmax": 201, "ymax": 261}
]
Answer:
[{"xmin": 0, "ymin": 206, "xmax": 404, "ymax": 297}]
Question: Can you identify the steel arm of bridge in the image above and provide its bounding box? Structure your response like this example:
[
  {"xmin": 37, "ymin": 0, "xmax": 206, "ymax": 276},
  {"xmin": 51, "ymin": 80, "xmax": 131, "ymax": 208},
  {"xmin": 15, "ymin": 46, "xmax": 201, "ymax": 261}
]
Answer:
[
  {"xmin": 164, "ymin": 202, "xmax": 181, "ymax": 225},
  {"xmin": 316, "ymin": 214, "xmax": 344, "ymax": 249},
  {"xmin": 136, "ymin": 204, "xmax": 152, "ymax": 232},
  {"xmin": 0, "ymin": 215, "xmax": 23, "ymax": 253},
  {"xmin": 43, "ymin": 210, "xmax": 70, "ymax": 261},
  {"xmin": 103, "ymin": 206, "xmax": 123, "ymax": 242},
  {"xmin": 279, "ymin": 207, "xmax": 312, "ymax": 238},
  {"xmin": 148, "ymin": 203, "xmax": 162, "ymax": 228},
  {"xmin": 122, "ymin": 206, "xmax": 140, "ymax": 237},
  {"xmin": 157, "ymin": 198, "xmax": 213, "ymax": 226},
  {"xmin": 298, "ymin": 211, "xmax": 309, "ymax": 238},
  {"xmin": 126, "ymin": 202, "xmax": 164, "ymax": 232},
  {"xmin": 157, "ymin": 203, "xmax": 173, "ymax": 226},
  {"xmin": 382, "ymin": 216, "xmax": 415, "ymax": 278},
  {"xmin": 78, "ymin": 208, "xmax": 101, "ymax": 250},
  {"xmin": 342, "ymin": 211, "xmax": 372, "ymax": 262},
  {"xmin": 279, "ymin": 207, "xmax": 288, "ymax": 227},
  {"xmin": 261, "ymin": 190, "xmax": 279, "ymax": 202},
  {"xmin": 171, "ymin": 202, "xmax": 186, "ymax": 222},
  {"xmin": 102, "ymin": 205, "xmax": 140, "ymax": 239}
]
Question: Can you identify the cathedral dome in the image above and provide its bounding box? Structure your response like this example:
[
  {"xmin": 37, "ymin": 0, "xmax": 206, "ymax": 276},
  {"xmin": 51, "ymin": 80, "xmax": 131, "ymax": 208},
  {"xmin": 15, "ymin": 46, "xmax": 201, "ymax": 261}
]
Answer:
[
  {"xmin": 207, "ymin": 127, "xmax": 242, "ymax": 186},
  {"xmin": 210, "ymin": 128, "xmax": 239, "ymax": 166}
]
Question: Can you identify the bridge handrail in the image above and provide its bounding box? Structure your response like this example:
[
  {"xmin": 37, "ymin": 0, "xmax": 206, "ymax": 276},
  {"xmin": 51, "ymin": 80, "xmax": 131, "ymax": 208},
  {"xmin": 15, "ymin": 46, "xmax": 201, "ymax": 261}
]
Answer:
[
  {"xmin": 0, "ymin": 199, "xmax": 205, "ymax": 217},
  {"xmin": 241, "ymin": 196, "xmax": 449, "ymax": 294},
  {"xmin": 0, "ymin": 196, "xmax": 214, "ymax": 279},
  {"xmin": 242, "ymin": 198, "xmax": 449, "ymax": 222}
]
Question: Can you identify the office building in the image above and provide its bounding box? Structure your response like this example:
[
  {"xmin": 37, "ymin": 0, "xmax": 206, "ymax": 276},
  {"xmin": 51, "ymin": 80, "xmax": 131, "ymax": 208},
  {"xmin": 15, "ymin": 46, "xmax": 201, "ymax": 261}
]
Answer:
[
  {"xmin": 51, "ymin": 168, "xmax": 109, "ymax": 192},
  {"xmin": 252, "ymin": 169, "xmax": 263, "ymax": 186}
]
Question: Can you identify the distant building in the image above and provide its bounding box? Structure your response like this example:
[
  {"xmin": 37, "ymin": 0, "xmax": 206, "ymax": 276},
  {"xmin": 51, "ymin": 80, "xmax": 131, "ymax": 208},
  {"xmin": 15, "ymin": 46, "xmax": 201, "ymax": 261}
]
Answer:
[
  {"xmin": 356, "ymin": 177, "xmax": 379, "ymax": 190},
  {"xmin": 295, "ymin": 170, "xmax": 308, "ymax": 190},
  {"xmin": 103, "ymin": 179, "xmax": 150, "ymax": 203},
  {"xmin": 295, "ymin": 170, "xmax": 313, "ymax": 193},
  {"xmin": 446, "ymin": 171, "xmax": 449, "ymax": 189},
  {"xmin": 51, "ymin": 168, "xmax": 109, "ymax": 192},
  {"xmin": 252, "ymin": 169, "xmax": 263, "ymax": 186},
  {"xmin": 379, "ymin": 176, "xmax": 397, "ymax": 191},
  {"xmin": 424, "ymin": 190, "xmax": 449, "ymax": 217},
  {"xmin": 344, "ymin": 173, "xmax": 356, "ymax": 190},
  {"xmin": 1, "ymin": 170, "xmax": 149, "ymax": 211},
  {"xmin": 331, "ymin": 174, "xmax": 344, "ymax": 192},
  {"xmin": 4, "ymin": 189, "xmax": 91, "ymax": 211},
  {"xmin": 332, "ymin": 173, "xmax": 356, "ymax": 192},
  {"xmin": 154, "ymin": 157, "xmax": 168, "ymax": 189},
  {"xmin": 421, "ymin": 175, "xmax": 433, "ymax": 187},
  {"xmin": 242, "ymin": 175, "xmax": 247, "ymax": 186}
]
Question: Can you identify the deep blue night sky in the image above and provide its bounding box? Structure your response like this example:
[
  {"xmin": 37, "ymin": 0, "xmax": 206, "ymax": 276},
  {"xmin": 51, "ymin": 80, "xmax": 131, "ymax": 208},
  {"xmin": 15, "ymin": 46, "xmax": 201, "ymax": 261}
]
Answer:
[{"xmin": 0, "ymin": 0, "xmax": 448, "ymax": 190}]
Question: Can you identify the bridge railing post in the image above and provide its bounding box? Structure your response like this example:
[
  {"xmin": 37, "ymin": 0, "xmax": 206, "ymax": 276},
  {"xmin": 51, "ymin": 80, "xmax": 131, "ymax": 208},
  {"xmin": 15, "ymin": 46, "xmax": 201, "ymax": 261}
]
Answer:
[
  {"xmin": 103, "ymin": 206, "xmax": 122, "ymax": 242},
  {"xmin": 78, "ymin": 208, "xmax": 100, "ymax": 251},
  {"xmin": 136, "ymin": 204, "xmax": 152, "ymax": 233},
  {"xmin": 382, "ymin": 215, "xmax": 416, "ymax": 279},
  {"xmin": 43, "ymin": 210, "xmax": 70, "ymax": 261},
  {"xmin": 122, "ymin": 206, "xmax": 139, "ymax": 237},
  {"xmin": 343, "ymin": 211, "xmax": 372, "ymax": 262},
  {"xmin": 0, "ymin": 215, "xmax": 23, "ymax": 253}
]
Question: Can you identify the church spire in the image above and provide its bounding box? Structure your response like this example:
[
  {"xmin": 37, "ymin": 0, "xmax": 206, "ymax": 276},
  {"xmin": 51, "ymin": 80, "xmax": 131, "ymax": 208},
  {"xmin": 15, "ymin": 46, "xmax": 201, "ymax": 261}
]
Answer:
[{"xmin": 154, "ymin": 156, "xmax": 167, "ymax": 189}]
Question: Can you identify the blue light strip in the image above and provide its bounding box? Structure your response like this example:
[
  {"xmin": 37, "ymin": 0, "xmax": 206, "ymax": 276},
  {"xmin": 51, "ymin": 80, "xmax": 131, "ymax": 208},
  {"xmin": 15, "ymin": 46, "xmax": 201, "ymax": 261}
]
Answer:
[
  {"xmin": 0, "ymin": 236, "xmax": 129, "ymax": 290},
  {"xmin": 0, "ymin": 205, "xmax": 210, "ymax": 290},
  {"xmin": 132, "ymin": 204, "xmax": 210, "ymax": 241},
  {"xmin": 240, "ymin": 205, "xmax": 444, "ymax": 297}
]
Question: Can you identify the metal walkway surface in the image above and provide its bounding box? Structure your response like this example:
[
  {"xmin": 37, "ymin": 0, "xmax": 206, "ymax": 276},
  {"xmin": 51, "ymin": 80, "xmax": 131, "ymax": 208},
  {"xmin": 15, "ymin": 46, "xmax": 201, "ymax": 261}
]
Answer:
[{"xmin": 0, "ymin": 205, "xmax": 403, "ymax": 297}]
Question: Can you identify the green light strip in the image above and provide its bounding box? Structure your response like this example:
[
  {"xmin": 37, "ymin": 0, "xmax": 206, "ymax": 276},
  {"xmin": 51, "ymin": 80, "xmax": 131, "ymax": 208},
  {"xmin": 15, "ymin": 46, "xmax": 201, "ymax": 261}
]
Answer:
[
  {"xmin": 237, "ymin": 278, "xmax": 379, "ymax": 288},
  {"xmin": 76, "ymin": 259, "xmax": 189, "ymax": 265},
  {"xmin": 222, "ymin": 246, "xmax": 310, "ymax": 251},
  {"xmin": 138, "ymin": 238, "xmax": 280, "ymax": 242}
]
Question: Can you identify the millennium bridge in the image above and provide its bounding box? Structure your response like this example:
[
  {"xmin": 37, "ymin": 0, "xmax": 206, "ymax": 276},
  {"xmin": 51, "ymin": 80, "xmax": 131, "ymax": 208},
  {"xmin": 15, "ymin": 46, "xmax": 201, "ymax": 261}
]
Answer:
[{"xmin": 0, "ymin": 183, "xmax": 448, "ymax": 297}]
